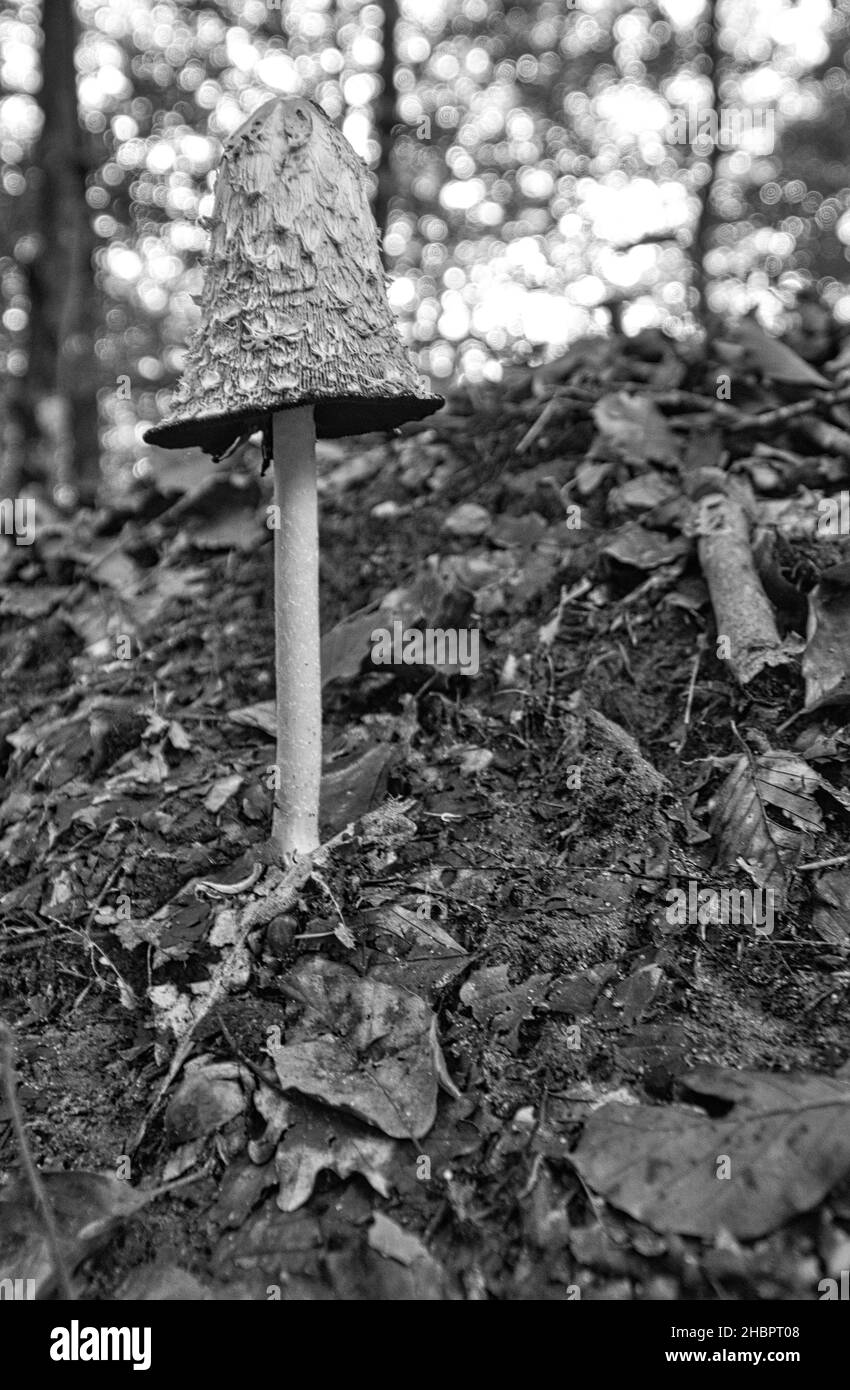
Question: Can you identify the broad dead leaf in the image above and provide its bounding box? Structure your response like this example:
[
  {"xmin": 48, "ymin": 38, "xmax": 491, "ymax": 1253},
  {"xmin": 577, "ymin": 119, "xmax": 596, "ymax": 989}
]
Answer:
[
  {"xmin": 273, "ymin": 1102, "xmax": 396, "ymax": 1211},
  {"xmin": 270, "ymin": 958, "xmax": 456, "ymax": 1139},
  {"xmin": 711, "ymin": 751, "xmax": 822, "ymax": 907},
  {"xmin": 573, "ymin": 1067, "xmax": 850, "ymax": 1239}
]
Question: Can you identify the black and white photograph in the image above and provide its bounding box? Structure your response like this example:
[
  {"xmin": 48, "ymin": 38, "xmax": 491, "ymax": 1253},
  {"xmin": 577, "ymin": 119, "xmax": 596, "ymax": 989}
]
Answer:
[{"xmin": 0, "ymin": 0, "xmax": 848, "ymax": 1350}]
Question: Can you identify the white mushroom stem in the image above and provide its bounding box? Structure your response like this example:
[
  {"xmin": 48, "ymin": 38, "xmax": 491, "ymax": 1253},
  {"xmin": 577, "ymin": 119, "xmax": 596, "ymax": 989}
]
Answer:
[{"xmin": 271, "ymin": 405, "xmax": 321, "ymax": 859}]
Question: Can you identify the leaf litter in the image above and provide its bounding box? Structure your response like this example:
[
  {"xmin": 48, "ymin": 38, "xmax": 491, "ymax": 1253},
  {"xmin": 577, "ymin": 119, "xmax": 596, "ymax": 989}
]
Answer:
[{"xmin": 5, "ymin": 325, "xmax": 850, "ymax": 1298}]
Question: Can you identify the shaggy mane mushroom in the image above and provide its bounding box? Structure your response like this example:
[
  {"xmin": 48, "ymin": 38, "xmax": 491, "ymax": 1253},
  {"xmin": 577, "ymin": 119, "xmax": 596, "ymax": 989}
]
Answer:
[{"xmin": 145, "ymin": 96, "xmax": 442, "ymax": 860}]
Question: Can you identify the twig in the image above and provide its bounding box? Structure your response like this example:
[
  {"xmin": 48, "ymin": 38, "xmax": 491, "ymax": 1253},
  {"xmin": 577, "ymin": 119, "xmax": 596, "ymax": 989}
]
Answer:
[
  {"xmin": 45, "ymin": 913, "xmax": 137, "ymax": 1012},
  {"xmin": 0, "ymin": 1021, "xmax": 76, "ymax": 1300},
  {"xmin": 676, "ymin": 633, "xmax": 706, "ymax": 753},
  {"xmin": 727, "ymin": 384, "xmax": 850, "ymax": 432},
  {"xmin": 84, "ymin": 859, "xmax": 124, "ymax": 927},
  {"xmin": 797, "ymin": 852, "xmax": 850, "ymax": 873},
  {"xmin": 516, "ymin": 396, "xmax": 559, "ymax": 455}
]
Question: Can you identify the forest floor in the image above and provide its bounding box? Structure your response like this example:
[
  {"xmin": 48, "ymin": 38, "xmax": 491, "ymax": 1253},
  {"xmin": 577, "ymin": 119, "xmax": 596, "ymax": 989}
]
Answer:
[{"xmin": 3, "ymin": 323, "xmax": 850, "ymax": 1300}]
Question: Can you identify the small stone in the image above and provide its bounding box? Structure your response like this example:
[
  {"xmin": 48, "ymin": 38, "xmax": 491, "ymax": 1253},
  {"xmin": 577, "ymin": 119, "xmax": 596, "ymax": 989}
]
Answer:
[
  {"xmin": 265, "ymin": 914, "xmax": 298, "ymax": 957},
  {"xmin": 443, "ymin": 502, "xmax": 490, "ymax": 537}
]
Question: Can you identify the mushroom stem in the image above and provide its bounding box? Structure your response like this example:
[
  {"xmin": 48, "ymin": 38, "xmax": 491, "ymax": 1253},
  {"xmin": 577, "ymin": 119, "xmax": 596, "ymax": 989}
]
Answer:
[{"xmin": 271, "ymin": 405, "xmax": 321, "ymax": 860}]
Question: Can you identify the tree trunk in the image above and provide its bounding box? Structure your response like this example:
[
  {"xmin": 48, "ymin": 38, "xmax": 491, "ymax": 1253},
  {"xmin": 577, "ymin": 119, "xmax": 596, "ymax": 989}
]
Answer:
[
  {"xmin": 373, "ymin": 0, "xmax": 399, "ymax": 258},
  {"xmin": 23, "ymin": 0, "xmax": 99, "ymax": 502},
  {"xmin": 691, "ymin": 0, "xmax": 722, "ymax": 329}
]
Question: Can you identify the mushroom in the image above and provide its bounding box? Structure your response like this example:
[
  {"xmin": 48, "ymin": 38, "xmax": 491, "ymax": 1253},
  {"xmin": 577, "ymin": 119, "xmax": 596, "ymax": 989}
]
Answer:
[{"xmin": 145, "ymin": 97, "xmax": 441, "ymax": 861}]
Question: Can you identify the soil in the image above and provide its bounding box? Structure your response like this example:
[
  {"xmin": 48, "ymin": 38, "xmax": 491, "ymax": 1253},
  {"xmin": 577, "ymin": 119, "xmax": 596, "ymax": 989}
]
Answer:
[{"xmin": 2, "ymin": 362, "xmax": 850, "ymax": 1301}]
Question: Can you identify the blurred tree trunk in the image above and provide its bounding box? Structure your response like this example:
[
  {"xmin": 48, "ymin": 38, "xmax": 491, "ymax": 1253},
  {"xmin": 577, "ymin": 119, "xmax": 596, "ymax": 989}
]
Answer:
[
  {"xmin": 373, "ymin": 0, "xmax": 399, "ymax": 258},
  {"xmin": 692, "ymin": 0, "xmax": 722, "ymax": 328},
  {"xmin": 24, "ymin": 0, "xmax": 99, "ymax": 502}
]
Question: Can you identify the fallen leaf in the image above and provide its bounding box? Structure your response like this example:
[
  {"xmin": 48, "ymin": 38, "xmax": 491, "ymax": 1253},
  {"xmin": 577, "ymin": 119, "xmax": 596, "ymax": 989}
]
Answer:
[
  {"xmin": 803, "ymin": 571, "xmax": 850, "ymax": 710},
  {"xmin": 273, "ymin": 1102, "xmax": 397, "ymax": 1210},
  {"xmin": 593, "ymin": 392, "xmax": 680, "ymax": 464},
  {"xmin": 812, "ymin": 870, "xmax": 850, "ymax": 949},
  {"xmin": 204, "ymin": 773, "xmax": 243, "ymax": 813},
  {"xmin": 270, "ymin": 958, "xmax": 453, "ymax": 1139},
  {"xmin": 573, "ymin": 1067, "xmax": 850, "ymax": 1239},
  {"xmin": 734, "ymin": 316, "xmax": 831, "ymax": 388},
  {"xmin": 165, "ymin": 1058, "xmax": 252, "ymax": 1142},
  {"xmin": 711, "ymin": 752, "xmax": 822, "ymax": 909},
  {"xmin": 460, "ymin": 964, "xmax": 552, "ymax": 1052},
  {"xmin": 0, "ymin": 1172, "xmax": 149, "ymax": 1298},
  {"xmin": 363, "ymin": 899, "xmax": 469, "ymax": 1002},
  {"xmin": 321, "ymin": 609, "xmax": 382, "ymax": 686}
]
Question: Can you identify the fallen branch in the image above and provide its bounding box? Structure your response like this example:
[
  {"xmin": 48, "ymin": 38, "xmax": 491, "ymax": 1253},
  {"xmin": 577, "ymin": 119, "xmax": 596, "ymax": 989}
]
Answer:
[{"xmin": 690, "ymin": 472, "xmax": 802, "ymax": 684}]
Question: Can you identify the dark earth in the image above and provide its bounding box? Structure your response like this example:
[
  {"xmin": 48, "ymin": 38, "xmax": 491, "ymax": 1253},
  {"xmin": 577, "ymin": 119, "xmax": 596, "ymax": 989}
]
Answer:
[{"xmin": 3, "ymin": 334, "xmax": 850, "ymax": 1300}]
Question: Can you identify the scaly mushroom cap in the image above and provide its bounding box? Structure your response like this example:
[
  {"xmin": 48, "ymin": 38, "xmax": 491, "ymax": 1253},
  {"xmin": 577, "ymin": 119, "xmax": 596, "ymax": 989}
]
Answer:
[{"xmin": 145, "ymin": 96, "xmax": 442, "ymax": 456}]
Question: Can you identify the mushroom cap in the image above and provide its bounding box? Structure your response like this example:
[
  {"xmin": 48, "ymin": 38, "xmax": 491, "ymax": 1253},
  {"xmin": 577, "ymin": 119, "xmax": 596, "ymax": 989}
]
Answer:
[{"xmin": 145, "ymin": 97, "xmax": 442, "ymax": 457}]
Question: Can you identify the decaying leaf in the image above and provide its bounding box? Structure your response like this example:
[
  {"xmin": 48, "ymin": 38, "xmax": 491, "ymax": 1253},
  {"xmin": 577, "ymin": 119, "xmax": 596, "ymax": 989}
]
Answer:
[
  {"xmin": 366, "ymin": 1212, "xmax": 449, "ymax": 1297},
  {"xmin": 165, "ymin": 1057, "xmax": 252, "ymax": 1142},
  {"xmin": 732, "ymin": 316, "xmax": 832, "ymax": 388},
  {"xmin": 274, "ymin": 1102, "xmax": 397, "ymax": 1211},
  {"xmin": 573, "ymin": 1067, "xmax": 850, "ymax": 1239},
  {"xmin": 270, "ymin": 957, "xmax": 456, "ymax": 1139},
  {"xmin": 320, "ymin": 742, "xmax": 394, "ymax": 833},
  {"xmin": 803, "ymin": 569, "xmax": 850, "ymax": 711},
  {"xmin": 460, "ymin": 964, "xmax": 552, "ymax": 1052},
  {"xmin": 321, "ymin": 609, "xmax": 383, "ymax": 686},
  {"xmin": 812, "ymin": 869, "xmax": 850, "ymax": 950},
  {"xmin": 593, "ymin": 392, "xmax": 680, "ymax": 465},
  {"xmin": 363, "ymin": 899, "xmax": 470, "ymax": 1002},
  {"xmin": 710, "ymin": 751, "xmax": 822, "ymax": 907}
]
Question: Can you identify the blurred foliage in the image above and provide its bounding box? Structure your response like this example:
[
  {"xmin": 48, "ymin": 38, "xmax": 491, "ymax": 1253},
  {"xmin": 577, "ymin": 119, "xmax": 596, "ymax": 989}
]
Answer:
[{"xmin": 0, "ymin": 0, "xmax": 849, "ymax": 488}]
